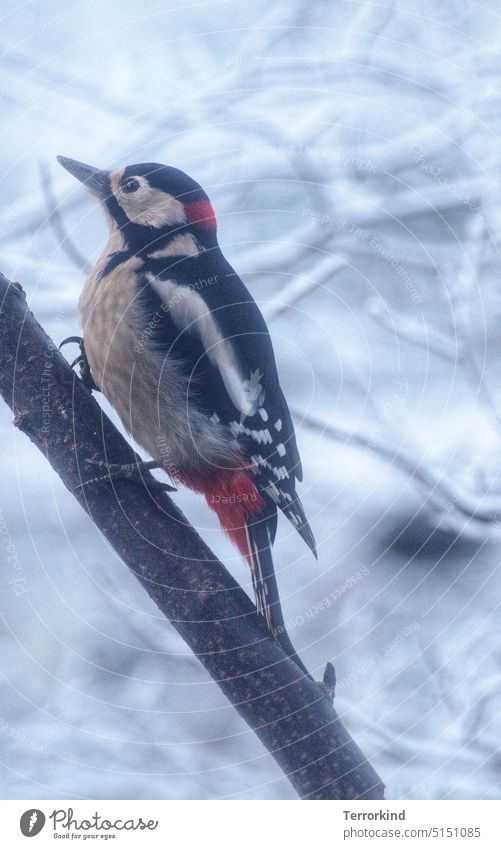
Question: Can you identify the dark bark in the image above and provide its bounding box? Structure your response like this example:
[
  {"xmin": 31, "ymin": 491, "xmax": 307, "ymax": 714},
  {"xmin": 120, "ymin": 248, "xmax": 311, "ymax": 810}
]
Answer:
[{"xmin": 0, "ymin": 272, "xmax": 384, "ymax": 800}]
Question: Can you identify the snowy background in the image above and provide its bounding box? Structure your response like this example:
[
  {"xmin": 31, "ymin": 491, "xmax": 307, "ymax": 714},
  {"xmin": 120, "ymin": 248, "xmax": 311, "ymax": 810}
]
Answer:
[{"xmin": 1, "ymin": 0, "xmax": 501, "ymax": 800}]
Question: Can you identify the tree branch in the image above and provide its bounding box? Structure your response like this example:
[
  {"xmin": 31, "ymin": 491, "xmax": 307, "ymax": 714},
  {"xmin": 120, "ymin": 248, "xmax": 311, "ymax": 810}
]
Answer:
[{"xmin": 0, "ymin": 271, "xmax": 384, "ymax": 801}]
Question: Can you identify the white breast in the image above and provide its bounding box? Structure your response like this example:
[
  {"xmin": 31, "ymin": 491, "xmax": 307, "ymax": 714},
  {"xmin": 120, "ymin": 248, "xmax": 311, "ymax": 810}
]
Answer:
[{"xmin": 79, "ymin": 239, "xmax": 238, "ymax": 476}]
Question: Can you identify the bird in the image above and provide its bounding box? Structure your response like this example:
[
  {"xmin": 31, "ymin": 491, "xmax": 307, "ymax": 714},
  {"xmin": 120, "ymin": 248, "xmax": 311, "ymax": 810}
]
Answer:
[{"xmin": 57, "ymin": 156, "xmax": 316, "ymax": 676}]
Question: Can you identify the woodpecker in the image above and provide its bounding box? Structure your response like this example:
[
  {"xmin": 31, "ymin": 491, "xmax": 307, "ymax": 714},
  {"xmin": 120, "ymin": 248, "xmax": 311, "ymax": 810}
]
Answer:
[{"xmin": 57, "ymin": 156, "xmax": 316, "ymax": 675}]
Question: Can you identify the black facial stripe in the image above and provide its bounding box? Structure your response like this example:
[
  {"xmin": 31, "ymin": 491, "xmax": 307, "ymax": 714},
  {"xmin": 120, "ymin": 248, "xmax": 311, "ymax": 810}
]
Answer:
[
  {"xmin": 105, "ymin": 193, "xmax": 129, "ymax": 231},
  {"xmin": 97, "ymin": 250, "xmax": 131, "ymax": 281}
]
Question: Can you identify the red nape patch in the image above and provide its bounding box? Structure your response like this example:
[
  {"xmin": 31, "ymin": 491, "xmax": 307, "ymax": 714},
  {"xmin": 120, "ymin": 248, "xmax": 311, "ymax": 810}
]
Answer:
[
  {"xmin": 181, "ymin": 471, "xmax": 264, "ymax": 558},
  {"xmin": 184, "ymin": 200, "xmax": 217, "ymax": 230}
]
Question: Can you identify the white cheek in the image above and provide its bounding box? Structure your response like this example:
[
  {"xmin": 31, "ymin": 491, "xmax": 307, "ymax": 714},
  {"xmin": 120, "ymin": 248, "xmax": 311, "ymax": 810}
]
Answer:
[{"xmin": 120, "ymin": 185, "xmax": 188, "ymax": 228}]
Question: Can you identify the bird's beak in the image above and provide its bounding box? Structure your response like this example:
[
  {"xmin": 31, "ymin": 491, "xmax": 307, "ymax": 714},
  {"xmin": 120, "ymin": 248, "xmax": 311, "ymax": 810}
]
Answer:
[{"xmin": 57, "ymin": 156, "xmax": 111, "ymax": 199}]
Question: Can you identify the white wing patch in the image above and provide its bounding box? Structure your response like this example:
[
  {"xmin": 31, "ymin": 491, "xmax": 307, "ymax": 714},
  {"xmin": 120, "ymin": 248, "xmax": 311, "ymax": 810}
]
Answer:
[
  {"xmin": 239, "ymin": 369, "xmax": 264, "ymax": 424},
  {"xmin": 229, "ymin": 421, "xmax": 273, "ymax": 445},
  {"xmin": 258, "ymin": 407, "xmax": 269, "ymax": 422},
  {"xmin": 148, "ymin": 274, "xmax": 258, "ymax": 417}
]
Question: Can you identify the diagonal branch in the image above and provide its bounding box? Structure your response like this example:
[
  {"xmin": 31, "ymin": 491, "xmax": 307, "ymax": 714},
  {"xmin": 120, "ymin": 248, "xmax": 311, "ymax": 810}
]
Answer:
[{"xmin": 0, "ymin": 271, "xmax": 384, "ymax": 801}]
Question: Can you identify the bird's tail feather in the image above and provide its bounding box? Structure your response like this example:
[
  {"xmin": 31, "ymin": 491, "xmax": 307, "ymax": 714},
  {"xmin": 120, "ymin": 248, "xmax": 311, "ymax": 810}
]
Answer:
[
  {"xmin": 263, "ymin": 483, "xmax": 317, "ymax": 558},
  {"xmin": 245, "ymin": 517, "xmax": 309, "ymax": 677}
]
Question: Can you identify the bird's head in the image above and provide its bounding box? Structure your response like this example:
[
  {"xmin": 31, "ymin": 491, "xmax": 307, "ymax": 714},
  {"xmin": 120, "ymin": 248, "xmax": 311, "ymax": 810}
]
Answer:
[{"xmin": 57, "ymin": 156, "xmax": 218, "ymax": 250}]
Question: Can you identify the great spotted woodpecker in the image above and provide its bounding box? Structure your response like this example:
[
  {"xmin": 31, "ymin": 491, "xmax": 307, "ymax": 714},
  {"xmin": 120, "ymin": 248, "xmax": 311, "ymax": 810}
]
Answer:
[{"xmin": 57, "ymin": 156, "xmax": 316, "ymax": 675}]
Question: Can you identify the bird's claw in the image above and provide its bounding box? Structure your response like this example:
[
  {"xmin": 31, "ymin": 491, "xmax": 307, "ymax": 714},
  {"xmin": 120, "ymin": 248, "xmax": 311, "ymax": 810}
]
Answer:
[
  {"xmin": 60, "ymin": 335, "xmax": 98, "ymax": 392},
  {"xmin": 59, "ymin": 335, "xmax": 84, "ymax": 350},
  {"xmin": 74, "ymin": 458, "xmax": 177, "ymax": 494}
]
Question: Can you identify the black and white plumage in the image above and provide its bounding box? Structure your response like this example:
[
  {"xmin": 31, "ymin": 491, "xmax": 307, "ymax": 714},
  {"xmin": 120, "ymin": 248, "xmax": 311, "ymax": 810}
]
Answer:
[{"xmin": 57, "ymin": 156, "xmax": 316, "ymax": 675}]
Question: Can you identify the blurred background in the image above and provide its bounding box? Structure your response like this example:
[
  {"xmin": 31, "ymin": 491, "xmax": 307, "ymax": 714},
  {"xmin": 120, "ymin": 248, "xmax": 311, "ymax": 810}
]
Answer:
[{"xmin": 0, "ymin": 0, "xmax": 500, "ymax": 800}]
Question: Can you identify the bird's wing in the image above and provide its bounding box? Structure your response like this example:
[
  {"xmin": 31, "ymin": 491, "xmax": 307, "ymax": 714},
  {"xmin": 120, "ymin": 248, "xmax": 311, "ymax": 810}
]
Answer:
[{"xmin": 138, "ymin": 252, "xmax": 315, "ymax": 554}]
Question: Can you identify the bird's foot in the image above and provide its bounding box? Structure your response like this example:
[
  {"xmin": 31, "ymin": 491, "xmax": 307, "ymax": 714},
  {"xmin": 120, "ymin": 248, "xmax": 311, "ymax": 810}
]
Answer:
[
  {"xmin": 74, "ymin": 458, "xmax": 177, "ymax": 494},
  {"xmin": 59, "ymin": 335, "xmax": 98, "ymax": 392}
]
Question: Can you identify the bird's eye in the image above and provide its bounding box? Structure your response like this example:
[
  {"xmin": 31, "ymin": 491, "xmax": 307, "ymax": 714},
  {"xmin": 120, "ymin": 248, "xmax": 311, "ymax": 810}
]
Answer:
[{"xmin": 122, "ymin": 178, "xmax": 140, "ymax": 194}]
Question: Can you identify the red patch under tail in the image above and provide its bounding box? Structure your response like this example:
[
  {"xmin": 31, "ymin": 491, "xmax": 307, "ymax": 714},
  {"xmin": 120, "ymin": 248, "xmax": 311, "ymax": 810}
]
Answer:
[{"xmin": 180, "ymin": 471, "xmax": 264, "ymax": 558}]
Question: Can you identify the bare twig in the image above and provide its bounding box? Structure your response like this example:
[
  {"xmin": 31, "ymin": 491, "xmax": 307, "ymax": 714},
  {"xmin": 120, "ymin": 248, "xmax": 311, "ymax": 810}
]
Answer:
[
  {"xmin": 263, "ymin": 254, "xmax": 345, "ymax": 322},
  {"xmin": 368, "ymin": 297, "xmax": 460, "ymax": 360},
  {"xmin": 292, "ymin": 407, "xmax": 501, "ymax": 528},
  {"xmin": 39, "ymin": 162, "xmax": 91, "ymax": 273}
]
